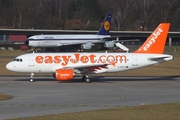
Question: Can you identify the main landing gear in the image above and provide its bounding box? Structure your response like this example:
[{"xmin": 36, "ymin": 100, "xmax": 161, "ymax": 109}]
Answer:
[
  {"xmin": 29, "ymin": 73, "xmax": 91, "ymax": 83},
  {"xmin": 82, "ymin": 75, "xmax": 91, "ymax": 83},
  {"xmin": 29, "ymin": 73, "xmax": 34, "ymax": 82}
]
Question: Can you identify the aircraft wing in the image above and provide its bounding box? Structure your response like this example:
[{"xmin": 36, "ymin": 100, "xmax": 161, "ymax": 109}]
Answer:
[
  {"xmin": 51, "ymin": 63, "xmax": 109, "ymax": 73},
  {"xmin": 71, "ymin": 63, "xmax": 109, "ymax": 69},
  {"xmin": 102, "ymin": 35, "xmax": 130, "ymax": 40},
  {"xmin": 101, "ymin": 36, "xmax": 139, "ymax": 52},
  {"xmin": 102, "ymin": 36, "xmax": 140, "ymax": 42},
  {"xmin": 57, "ymin": 42, "xmax": 86, "ymax": 46}
]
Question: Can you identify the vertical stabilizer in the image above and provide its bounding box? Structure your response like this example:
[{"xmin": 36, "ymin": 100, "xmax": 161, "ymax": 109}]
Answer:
[
  {"xmin": 134, "ymin": 23, "xmax": 170, "ymax": 54},
  {"xmin": 97, "ymin": 13, "xmax": 112, "ymax": 35}
]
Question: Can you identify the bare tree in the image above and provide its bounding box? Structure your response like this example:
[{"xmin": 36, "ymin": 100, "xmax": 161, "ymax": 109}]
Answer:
[
  {"xmin": 111, "ymin": 0, "xmax": 132, "ymax": 30},
  {"xmin": 158, "ymin": 0, "xmax": 176, "ymax": 22},
  {"xmin": 1, "ymin": 0, "xmax": 180, "ymax": 30},
  {"xmin": 57, "ymin": 0, "xmax": 62, "ymax": 18},
  {"xmin": 136, "ymin": 0, "xmax": 157, "ymax": 30},
  {"xmin": 163, "ymin": 0, "xmax": 177, "ymax": 23}
]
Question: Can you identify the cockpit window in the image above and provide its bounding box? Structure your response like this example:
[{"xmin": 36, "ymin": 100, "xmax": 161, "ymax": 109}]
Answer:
[
  {"xmin": 14, "ymin": 58, "xmax": 23, "ymax": 62},
  {"xmin": 28, "ymin": 38, "xmax": 34, "ymax": 41}
]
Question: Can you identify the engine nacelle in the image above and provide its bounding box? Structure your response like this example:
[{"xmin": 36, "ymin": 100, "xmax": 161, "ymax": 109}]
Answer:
[
  {"xmin": 81, "ymin": 43, "xmax": 92, "ymax": 49},
  {"xmin": 104, "ymin": 41, "xmax": 115, "ymax": 48},
  {"xmin": 54, "ymin": 69, "xmax": 74, "ymax": 81}
]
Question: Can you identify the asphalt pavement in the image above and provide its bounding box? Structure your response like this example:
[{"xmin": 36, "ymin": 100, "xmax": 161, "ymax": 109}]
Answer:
[{"xmin": 0, "ymin": 76, "xmax": 180, "ymax": 119}]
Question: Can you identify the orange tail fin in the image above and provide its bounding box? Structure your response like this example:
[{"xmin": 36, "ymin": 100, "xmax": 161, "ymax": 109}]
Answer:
[{"xmin": 134, "ymin": 23, "xmax": 170, "ymax": 54}]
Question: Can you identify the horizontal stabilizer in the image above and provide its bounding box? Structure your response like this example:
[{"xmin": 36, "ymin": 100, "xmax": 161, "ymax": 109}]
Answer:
[{"xmin": 148, "ymin": 55, "xmax": 173, "ymax": 63}]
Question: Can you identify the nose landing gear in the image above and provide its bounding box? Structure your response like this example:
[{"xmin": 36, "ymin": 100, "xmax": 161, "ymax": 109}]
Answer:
[{"xmin": 29, "ymin": 73, "xmax": 34, "ymax": 82}]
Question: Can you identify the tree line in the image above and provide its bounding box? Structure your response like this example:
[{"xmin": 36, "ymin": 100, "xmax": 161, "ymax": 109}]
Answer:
[{"xmin": 0, "ymin": 0, "xmax": 180, "ymax": 31}]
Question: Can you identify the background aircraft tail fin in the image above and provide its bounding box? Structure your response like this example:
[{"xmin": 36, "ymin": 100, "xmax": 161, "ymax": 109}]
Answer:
[
  {"xmin": 134, "ymin": 23, "xmax": 170, "ymax": 54},
  {"xmin": 97, "ymin": 13, "xmax": 112, "ymax": 35}
]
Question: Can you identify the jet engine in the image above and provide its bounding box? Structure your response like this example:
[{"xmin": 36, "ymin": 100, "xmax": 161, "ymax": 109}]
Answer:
[
  {"xmin": 81, "ymin": 43, "xmax": 94, "ymax": 49},
  {"xmin": 104, "ymin": 41, "xmax": 115, "ymax": 48},
  {"xmin": 53, "ymin": 69, "xmax": 74, "ymax": 81}
]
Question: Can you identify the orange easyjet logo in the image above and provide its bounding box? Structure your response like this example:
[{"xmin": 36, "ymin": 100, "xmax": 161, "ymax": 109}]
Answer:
[
  {"xmin": 35, "ymin": 54, "xmax": 127, "ymax": 66},
  {"xmin": 143, "ymin": 28, "xmax": 163, "ymax": 51}
]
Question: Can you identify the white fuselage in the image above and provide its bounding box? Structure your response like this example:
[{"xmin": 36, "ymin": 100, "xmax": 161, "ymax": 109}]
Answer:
[
  {"xmin": 6, "ymin": 52, "xmax": 173, "ymax": 74},
  {"xmin": 27, "ymin": 35, "xmax": 111, "ymax": 47}
]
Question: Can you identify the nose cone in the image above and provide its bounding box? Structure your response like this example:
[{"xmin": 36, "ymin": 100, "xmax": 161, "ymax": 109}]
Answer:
[
  {"xmin": 24, "ymin": 40, "xmax": 29, "ymax": 45},
  {"xmin": 6, "ymin": 62, "xmax": 15, "ymax": 71}
]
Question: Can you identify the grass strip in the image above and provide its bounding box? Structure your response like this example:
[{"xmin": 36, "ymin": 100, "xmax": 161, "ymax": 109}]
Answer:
[
  {"xmin": 9, "ymin": 102, "xmax": 180, "ymax": 120},
  {"xmin": 0, "ymin": 93, "xmax": 12, "ymax": 100}
]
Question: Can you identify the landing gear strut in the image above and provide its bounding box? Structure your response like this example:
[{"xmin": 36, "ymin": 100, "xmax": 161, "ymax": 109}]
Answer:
[
  {"xmin": 30, "ymin": 73, "xmax": 34, "ymax": 82},
  {"xmin": 82, "ymin": 75, "xmax": 91, "ymax": 83}
]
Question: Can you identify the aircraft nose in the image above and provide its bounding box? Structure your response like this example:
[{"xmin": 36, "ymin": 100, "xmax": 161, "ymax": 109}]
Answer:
[
  {"xmin": 6, "ymin": 62, "xmax": 15, "ymax": 71},
  {"xmin": 24, "ymin": 40, "xmax": 29, "ymax": 45}
]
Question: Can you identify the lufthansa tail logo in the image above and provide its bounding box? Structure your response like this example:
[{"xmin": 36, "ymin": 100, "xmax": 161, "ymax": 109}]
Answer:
[{"xmin": 104, "ymin": 21, "xmax": 110, "ymax": 31}]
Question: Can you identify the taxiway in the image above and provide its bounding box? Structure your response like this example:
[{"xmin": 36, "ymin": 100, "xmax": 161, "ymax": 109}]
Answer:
[{"xmin": 0, "ymin": 76, "xmax": 180, "ymax": 119}]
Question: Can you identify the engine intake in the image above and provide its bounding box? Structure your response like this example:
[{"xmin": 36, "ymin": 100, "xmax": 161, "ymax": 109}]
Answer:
[
  {"xmin": 81, "ymin": 43, "xmax": 93, "ymax": 49},
  {"xmin": 104, "ymin": 41, "xmax": 114, "ymax": 48}
]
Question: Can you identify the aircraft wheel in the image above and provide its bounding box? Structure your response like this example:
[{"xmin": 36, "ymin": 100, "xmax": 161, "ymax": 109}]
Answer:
[
  {"xmin": 82, "ymin": 75, "xmax": 86, "ymax": 81},
  {"xmin": 30, "ymin": 73, "xmax": 34, "ymax": 82},
  {"xmin": 82, "ymin": 75, "xmax": 91, "ymax": 83},
  {"xmin": 85, "ymin": 78, "xmax": 91, "ymax": 83},
  {"xmin": 30, "ymin": 78, "xmax": 34, "ymax": 82},
  {"xmin": 82, "ymin": 75, "xmax": 88, "ymax": 82}
]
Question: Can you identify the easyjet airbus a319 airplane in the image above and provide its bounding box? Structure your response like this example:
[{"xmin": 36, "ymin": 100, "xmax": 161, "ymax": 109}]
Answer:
[{"xmin": 6, "ymin": 23, "xmax": 173, "ymax": 83}]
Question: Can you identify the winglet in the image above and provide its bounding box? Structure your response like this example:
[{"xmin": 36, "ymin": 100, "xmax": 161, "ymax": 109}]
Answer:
[
  {"xmin": 134, "ymin": 23, "xmax": 170, "ymax": 54},
  {"xmin": 97, "ymin": 13, "xmax": 112, "ymax": 35}
]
